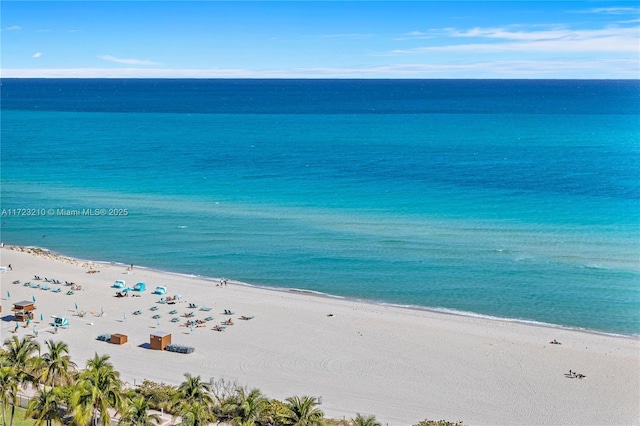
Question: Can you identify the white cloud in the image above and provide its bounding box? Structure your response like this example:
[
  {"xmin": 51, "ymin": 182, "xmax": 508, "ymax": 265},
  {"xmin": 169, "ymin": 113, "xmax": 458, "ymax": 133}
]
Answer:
[
  {"xmin": 581, "ymin": 7, "xmax": 640, "ymax": 15},
  {"xmin": 98, "ymin": 55, "xmax": 159, "ymax": 66},
  {"xmin": 5, "ymin": 26, "xmax": 22, "ymax": 31},
  {"xmin": 1, "ymin": 59, "xmax": 638, "ymax": 79},
  {"xmin": 386, "ymin": 26, "xmax": 640, "ymax": 55},
  {"xmin": 32, "ymin": 52, "xmax": 42, "ymax": 58}
]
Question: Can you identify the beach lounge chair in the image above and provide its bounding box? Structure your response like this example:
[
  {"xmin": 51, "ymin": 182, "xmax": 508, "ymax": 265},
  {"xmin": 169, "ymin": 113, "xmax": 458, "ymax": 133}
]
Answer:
[
  {"xmin": 133, "ymin": 282, "xmax": 146, "ymax": 292},
  {"xmin": 188, "ymin": 303, "xmax": 198, "ymax": 309},
  {"xmin": 12, "ymin": 280, "xmax": 20, "ymax": 285},
  {"xmin": 133, "ymin": 310, "xmax": 142, "ymax": 315},
  {"xmin": 152, "ymin": 314, "xmax": 161, "ymax": 319},
  {"xmin": 223, "ymin": 309, "xmax": 234, "ymax": 315},
  {"xmin": 113, "ymin": 280, "xmax": 125, "ymax": 289},
  {"xmin": 240, "ymin": 315, "xmax": 255, "ymax": 320},
  {"xmin": 169, "ymin": 309, "xmax": 178, "ymax": 315},
  {"xmin": 150, "ymin": 306, "xmax": 159, "ymax": 311},
  {"xmin": 66, "ymin": 291, "xmax": 74, "ymax": 295},
  {"xmin": 41, "ymin": 284, "xmax": 50, "ymax": 291},
  {"xmin": 153, "ymin": 286, "xmax": 167, "ymax": 295},
  {"xmin": 52, "ymin": 287, "xmax": 62, "ymax": 293},
  {"xmin": 171, "ymin": 317, "xmax": 180, "ymax": 322},
  {"xmin": 30, "ymin": 282, "xmax": 40, "ymax": 289},
  {"xmin": 200, "ymin": 306, "xmax": 212, "ymax": 311},
  {"xmin": 97, "ymin": 334, "xmax": 111, "ymax": 342},
  {"xmin": 204, "ymin": 316, "xmax": 213, "ymax": 321}
]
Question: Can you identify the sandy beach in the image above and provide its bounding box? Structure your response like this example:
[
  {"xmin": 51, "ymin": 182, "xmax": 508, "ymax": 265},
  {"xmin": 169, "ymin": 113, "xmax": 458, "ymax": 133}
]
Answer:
[{"xmin": 0, "ymin": 245, "xmax": 638, "ymax": 425}]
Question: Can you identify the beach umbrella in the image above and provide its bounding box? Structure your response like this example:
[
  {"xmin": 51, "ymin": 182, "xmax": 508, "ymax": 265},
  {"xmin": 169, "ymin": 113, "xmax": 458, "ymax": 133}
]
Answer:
[
  {"xmin": 101, "ymin": 307, "xmax": 104, "ymax": 316},
  {"xmin": 123, "ymin": 312, "xmax": 127, "ymax": 321},
  {"xmin": 40, "ymin": 313, "xmax": 44, "ymax": 321},
  {"xmin": 6, "ymin": 291, "xmax": 10, "ymax": 299},
  {"xmin": 15, "ymin": 322, "xmax": 19, "ymax": 329},
  {"xmin": 27, "ymin": 318, "xmax": 31, "ymax": 326},
  {"xmin": 156, "ymin": 318, "xmax": 160, "ymax": 327},
  {"xmin": 75, "ymin": 302, "xmax": 78, "ymax": 310},
  {"xmin": 33, "ymin": 325, "xmax": 38, "ymax": 337},
  {"xmin": 32, "ymin": 295, "xmax": 36, "ymax": 303}
]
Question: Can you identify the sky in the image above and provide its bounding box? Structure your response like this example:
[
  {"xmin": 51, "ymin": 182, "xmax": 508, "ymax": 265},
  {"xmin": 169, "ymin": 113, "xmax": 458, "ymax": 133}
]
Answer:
[{"xmin": 1, "ymin": 1, "xmax": 639, "ymax": 79}]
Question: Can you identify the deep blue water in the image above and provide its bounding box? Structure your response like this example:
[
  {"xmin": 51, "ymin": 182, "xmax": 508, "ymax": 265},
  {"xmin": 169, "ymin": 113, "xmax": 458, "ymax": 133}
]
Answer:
[{"xmin": 1, "ymin": 79, "xmax": 639, "ymax": 335}]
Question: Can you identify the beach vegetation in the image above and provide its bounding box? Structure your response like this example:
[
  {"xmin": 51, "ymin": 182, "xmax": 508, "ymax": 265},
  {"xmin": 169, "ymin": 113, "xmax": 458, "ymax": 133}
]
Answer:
[
  {"xmin": 412, "ymin": 420, "xmax": 464, "ymax": 426},
  {"xmin": 351, "ymin": 413, "xmax": 381, "ymax": 426},
  {"xmin": 70, "ymin": 353, "xmax": 123, "ymax": 426},
  {"xmin": 126, "ymin": 379, "xmax": 176, "ymax": 411},
  {"xmin": 283, "ymin": 396, "xmax": 324, "ymax": 426},
  {"xmin": 1, "ymin": 336, "xmax": 41, "ymax": 386},
  {"xmin": 174, "ymin": 401, "xmax": 217, "ymax": 426},
  {"xmin": 221, "ymin": 388, "xmax": 268, "ymax": 425},
  {"xmin": 116, "ymin": 395, "xmax": 161, "ymax": 426},
  {"xmin": 0, "ymin": 366, "xmax": 19, "ymax": 426},
  {"xmin": 40, "ymin": 340, "xmax": 76, "ymax": 388},
  {"xmin": 1, "ymin": 336, "xmax": 41, "ymax": 426},
  {"xmin": 25, "ymin": 386, "xmax": 62, "ymax": 426}
]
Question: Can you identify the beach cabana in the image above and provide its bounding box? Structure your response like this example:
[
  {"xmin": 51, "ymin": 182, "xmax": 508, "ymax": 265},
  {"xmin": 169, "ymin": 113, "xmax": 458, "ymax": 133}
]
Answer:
[
  {"xmin": 134, "ymin": 282, "xmax": 146, "ymax": 292},
  {"xmin": 12, "ymin": 300, "xmax": 36, "ymax": 322},
  {"xmin": 113, "ymin": 280, "xmax": 125, "ymax": 289},
  {"xmin": 153, "ymin": 286, "xmax": 167, "ymax": 295},
  {"xmin": 150, "ymin": 331, "xmax": 171, "ymax": 350},
  {"xmin": 52, "ymin": 317, "xmax": 69, "ymax": 327}
]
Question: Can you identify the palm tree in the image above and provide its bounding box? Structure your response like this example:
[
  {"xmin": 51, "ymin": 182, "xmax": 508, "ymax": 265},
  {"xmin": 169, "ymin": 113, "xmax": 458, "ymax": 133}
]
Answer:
[
  {"xmin": 41, "ymin": 340, "xmax": 76, "ymax": 388},
  {"xmin": 174, "ymin": 401, "xmax": 216, "ymax": 426},
  {"xmin": 0, "ymin": 367, "xmax": 18, "ymax": 426},
  {"xmin": 1, "ymin": 336, "xmax": 41, "ymax": 426},
  {"xmin": 222, "ymin": 388, "xmax": 267, "ymax": 425},
  {"xmin": 175, "ymin": 374, "xmax": 213, "ymax": 405},
  {"xmin": 117, "ymin": 396, "xmax": 161, "ymax": 426},
  {"xmin": 172, "ymin": 374, "xmax": 215, "ymax": 425},
  {"xmin": 25, "ymin": 387, "xmax": 62, "ymax": 426},
  {"xmin": 71, "ymin": 353, "xmax": 123, "ymax": 426},
  {"xmin": 283, "ymin": 396, "xmax": 324, "ymax": 426},
  {"xmin": 351, "ymin": 413, "xmax": 381, "ymax": 426},
  {"xmin": 2, "ymin": 335, "xmax": 41, "ymax": 384}
]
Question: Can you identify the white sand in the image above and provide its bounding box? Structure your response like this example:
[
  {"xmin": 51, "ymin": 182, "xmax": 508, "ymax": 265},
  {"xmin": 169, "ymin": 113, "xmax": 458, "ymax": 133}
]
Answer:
[{"xmin": 1, "ymin": 246, "xmax": 638, "ymax": 425}]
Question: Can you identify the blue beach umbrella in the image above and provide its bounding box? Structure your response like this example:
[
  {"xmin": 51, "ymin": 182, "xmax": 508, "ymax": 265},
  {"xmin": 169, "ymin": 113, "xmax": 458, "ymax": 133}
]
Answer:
[
  {"xmin": 75, "ymin": 302, "xmax": 78, "ymax": 310},
  {"xmin": 40, "ymin": 313, "xmax": 44, "ymax": 321},
  {"xmin": 6, "ymin": 291, "xmax": 10, "ymax": 299},
  {"xmin": 32, "ymin": 295, "xmax": 36, "ymax": 302}
]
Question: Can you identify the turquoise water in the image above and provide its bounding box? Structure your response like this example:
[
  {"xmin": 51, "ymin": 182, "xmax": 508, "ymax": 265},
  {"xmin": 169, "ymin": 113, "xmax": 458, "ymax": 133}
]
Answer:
[{"xmin": 1, "ymin": 79, "xmax": 639, "ymax": 335}]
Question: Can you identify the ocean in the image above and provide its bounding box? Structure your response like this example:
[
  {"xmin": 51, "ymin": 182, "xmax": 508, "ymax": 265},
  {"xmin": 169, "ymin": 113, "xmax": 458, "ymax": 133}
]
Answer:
[{"xmin": 1, "ymin": 79, "xmax": 639, "ymax": 336}]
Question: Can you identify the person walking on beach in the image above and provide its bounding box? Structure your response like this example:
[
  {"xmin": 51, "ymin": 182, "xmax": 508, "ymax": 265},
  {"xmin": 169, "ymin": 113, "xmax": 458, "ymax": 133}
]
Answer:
[{"xmin": 7, "ymin": 264, "xmax": 11, "ymax": 271}]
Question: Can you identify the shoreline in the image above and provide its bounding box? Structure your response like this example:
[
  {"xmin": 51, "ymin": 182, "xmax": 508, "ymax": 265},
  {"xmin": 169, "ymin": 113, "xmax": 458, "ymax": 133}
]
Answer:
[
  {"xmin": 5, "ymin": 244, "xmax": 637, "ymax": 340},
  {"xmin": 1, "ymin": 244, "xmax": 639, "ymax": 425}
]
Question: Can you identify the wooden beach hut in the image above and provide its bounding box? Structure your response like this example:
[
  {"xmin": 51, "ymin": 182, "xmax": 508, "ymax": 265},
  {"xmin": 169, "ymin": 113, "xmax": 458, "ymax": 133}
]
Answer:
[
  {"xmin": 12, "ymin": 300, "xmax": 36, "ymax": 322},
  {"xmin": 150, "ymin": 331, "xmax": 171, "ymax": 350}
]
